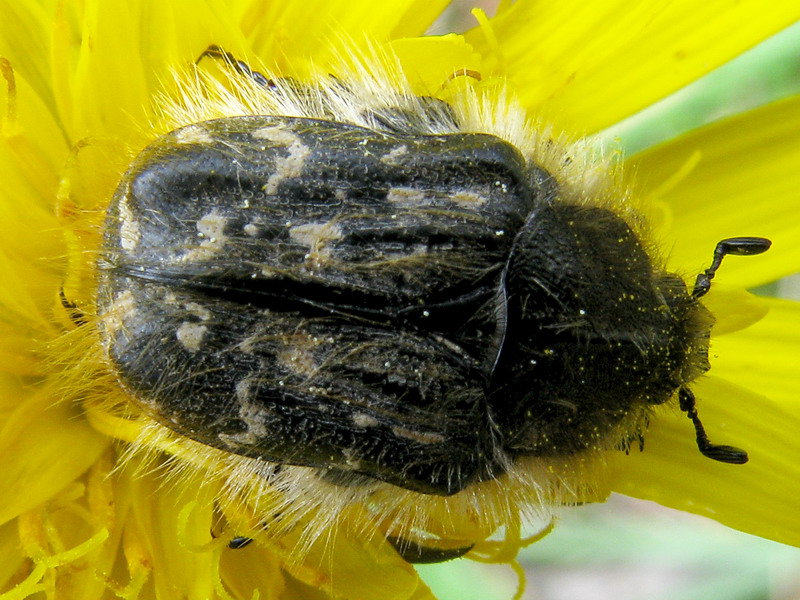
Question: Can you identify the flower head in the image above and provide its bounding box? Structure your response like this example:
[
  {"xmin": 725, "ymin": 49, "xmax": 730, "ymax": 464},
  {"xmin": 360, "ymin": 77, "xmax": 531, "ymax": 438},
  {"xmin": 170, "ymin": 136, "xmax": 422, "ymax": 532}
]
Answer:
[{"xmin": 1, "ymin": 1, "xmax": 799, "ymax": 599}]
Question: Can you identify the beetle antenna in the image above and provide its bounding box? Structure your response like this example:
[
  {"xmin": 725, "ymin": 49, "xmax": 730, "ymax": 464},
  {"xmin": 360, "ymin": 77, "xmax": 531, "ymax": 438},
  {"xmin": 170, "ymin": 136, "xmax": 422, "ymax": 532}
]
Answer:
[
  {"xmin": 197, "ymin": 45, "xmax": 275, "ymax": 88},
  {"xmin": 678, "ymin": 387, "xmax": 748, "ymax": 464},
  {"xmin": 692, "ymin": 237, "xmax": 771, "ymax": 298}
]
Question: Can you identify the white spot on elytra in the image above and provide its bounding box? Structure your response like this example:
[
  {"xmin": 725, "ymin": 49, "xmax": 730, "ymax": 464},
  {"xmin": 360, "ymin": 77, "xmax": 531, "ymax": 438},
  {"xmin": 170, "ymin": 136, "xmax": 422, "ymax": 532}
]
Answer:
[
  {"xmin": 197, "ymin": 210, "xmax": 228, "ymax": 243},
  {"xmin": 163, "ymin": 292, "xmax": 179, "ymax": 305},
  {"xmin": 450, "ymin": 190, "xmax": 488, "ymax": 206},
  {"xmin": 176, "ymin": 322, "xmax": 207, "ymax": 352},
  {"xmin": 277, "ymin": 332, "xmax": 320, "ymax": 376},
  {"xmin": 380, "ymin": 145, "xmax": 408, "ymax": 165},
  {"xmin": 243, "ymin": 223, "xmax": 259, "ymax": 236},
  {"xmin": 184, "ymin": 302, "xmax": 211, "ymax": 321},
  {"xmin": 235, "ymin": 377, "xmax": 254, "ymax": 402},
  {"xmin": 252, "ymin": 126, "xmax": 311, "ymax": 195},
  {"xmin": 252, "ymin": 125, "xmax": 299, "ymax": 144},
  {"xmin": 289, "ymin": 221, "xmax": 342, "ymax": 247},
  {"xmin": 386, "ymin": 187, "xmax": 428, "ymax": 205},
  {"xmin": 174, "ymin": 124, "xmax": 215, "ymax": 144},
  {"xmin": 181, "ymin": 210, "xmax": 229, "ymax": 261},
  {"xmin": 117, "ymin": 192, "xmax": 140, "ymax": 252},
  {"xmin": 218, "ymin": 375, "xmax": 271, "ymax": 447},
  {"xmin": 391, "ymin": 427, "xmax": 446, "ymax": 445},
  {"xmin": 289, "ymin": 221, "xmax": 343, "ymax": 267},
  {"xmin": 102, "ymin": 290, "xmax": 137, "ymax": 338},
  {"xmin": 352, "ymin": 413, "xmax": 379, "ymax": 428}
]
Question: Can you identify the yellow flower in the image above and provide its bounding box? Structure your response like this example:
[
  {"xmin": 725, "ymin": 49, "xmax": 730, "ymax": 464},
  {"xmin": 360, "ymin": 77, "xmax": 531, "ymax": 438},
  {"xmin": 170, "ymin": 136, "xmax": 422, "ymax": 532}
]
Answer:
[{"xmin": 1, "ymin": 1, "xmax": 798, "ymax": 599}]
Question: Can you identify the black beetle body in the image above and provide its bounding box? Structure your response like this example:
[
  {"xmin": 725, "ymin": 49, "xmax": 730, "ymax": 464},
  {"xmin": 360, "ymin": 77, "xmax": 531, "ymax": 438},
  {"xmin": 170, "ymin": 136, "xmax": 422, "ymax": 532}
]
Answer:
[{"xmin": 99, "ymin": 114, "xmax": 709, "ymax": 496}]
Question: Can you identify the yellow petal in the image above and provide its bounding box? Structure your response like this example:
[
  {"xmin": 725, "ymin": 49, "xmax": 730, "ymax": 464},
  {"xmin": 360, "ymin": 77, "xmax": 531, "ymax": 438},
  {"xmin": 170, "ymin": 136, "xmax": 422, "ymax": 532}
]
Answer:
[
  {"xmin": 702, "ymin": 286, "xmax": 769, "ymax": 336},
  {"xmin": 218, "ymin": 543, "xmax": 287, "ymax": 600},
  {"xmin": 466, "ymin": 1, "xmax": 800, "ymax": 133},
  {"xmin": 0, "ymin": 389, "xmax": 108, "ymax": 526},
  {"xmin": 125, "ymin": 466, "xmax": 226, "ymax": 600},
  {"xmin": 0, "ymin": 0, "xmax": 58, "ymax": 120},
  {"xmin": 0, "ymin": 520, "xmax": 26, "ymax": 592},
  {"xmin": 1, "ymin": 65, "xmax": 67, "ymax": 259},
  {"xmin": 390, "ymin": 35, "xmax": 484, "ymax": 95},
  {"xmin": 0, "ymin": 331, "xmax": 40, "ymax": 375},
  {"xmin": 57, "ymin": 1, "xmax": 247, "ymax": 143},
  {"xmin": 236, "ymin": 0, "xmax": 450, "ymax": 73},
  {"xmin": 389, "ymin": 0, "xmax": 455, "ymax": 39},
  {"xmin": 628, "ymin": 94, "xmax": 800, "ymax": 288},
  {"xmin": 0, "ymin": 253, "xmax": 56, "ymax": 347},
  {"xmin": 278, "ymin": 511, "xmax": 424, "ymax": 600},
  {"xmin": 711, "ymin": 297, "xmax": 800, "ymax": 405},
  {"xmin": 13, "ymin": 455, "xmax": 122, "ymax": 600},
  {"xmin": 609, "ymin": 376, "xmax": 800, "ymax": 545}
]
